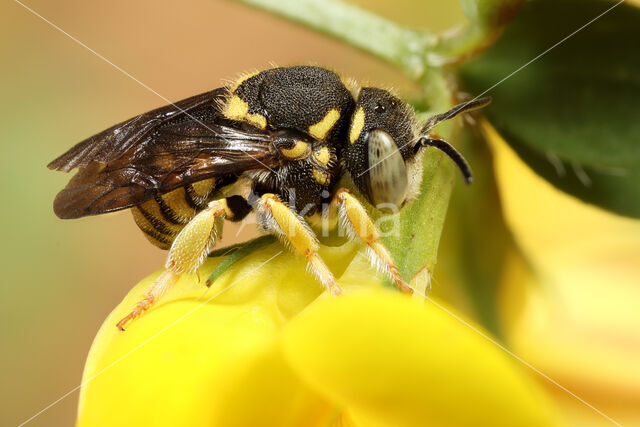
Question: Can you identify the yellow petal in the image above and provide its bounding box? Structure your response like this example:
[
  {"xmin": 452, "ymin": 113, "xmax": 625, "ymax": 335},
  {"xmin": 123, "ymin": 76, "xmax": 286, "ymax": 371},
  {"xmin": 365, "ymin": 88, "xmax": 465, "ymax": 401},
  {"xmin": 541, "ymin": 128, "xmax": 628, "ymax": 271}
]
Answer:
[
  {"xmin": 77, "ymin": 243, "xmax": 351, "ymax": 427},
  {"xmin": 281, "ymin": 292, "xmax": 558, "ymax": 427},
  {"xmin": 487, "ymin": 119, "xmax": 640, "ymax": 425},
  {"xmin": 207, "ymin": 336, "xmax": 334, "ymax": 427},
  {"xmin": 77, "ymin": 285, "xmax": 280, "ymax": 427}
]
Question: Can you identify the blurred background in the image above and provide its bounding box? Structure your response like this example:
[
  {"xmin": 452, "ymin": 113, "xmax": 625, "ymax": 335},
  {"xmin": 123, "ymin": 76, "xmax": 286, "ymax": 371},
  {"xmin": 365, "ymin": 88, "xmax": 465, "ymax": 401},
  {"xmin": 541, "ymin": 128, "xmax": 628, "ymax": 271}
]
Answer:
[{"xmin": 1, "ymin": 0, "xmax": 638, "ymax": 426}]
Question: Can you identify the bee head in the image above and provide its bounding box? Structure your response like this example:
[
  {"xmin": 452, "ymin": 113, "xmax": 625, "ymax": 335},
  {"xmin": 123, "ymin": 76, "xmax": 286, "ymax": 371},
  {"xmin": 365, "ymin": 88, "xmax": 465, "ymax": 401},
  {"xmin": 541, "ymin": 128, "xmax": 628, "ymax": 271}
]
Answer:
[{"xmin": 344, "ymin": 89, "xmax": 490, "ymax": 213}]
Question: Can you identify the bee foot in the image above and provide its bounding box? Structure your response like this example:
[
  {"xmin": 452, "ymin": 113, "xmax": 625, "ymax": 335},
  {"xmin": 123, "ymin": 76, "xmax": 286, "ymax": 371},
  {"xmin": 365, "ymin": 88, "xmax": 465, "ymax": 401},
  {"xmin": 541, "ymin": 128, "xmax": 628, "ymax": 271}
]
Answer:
[{"xmin": 116, "ymin": 296, "xmax": 154, "ymax": 331}]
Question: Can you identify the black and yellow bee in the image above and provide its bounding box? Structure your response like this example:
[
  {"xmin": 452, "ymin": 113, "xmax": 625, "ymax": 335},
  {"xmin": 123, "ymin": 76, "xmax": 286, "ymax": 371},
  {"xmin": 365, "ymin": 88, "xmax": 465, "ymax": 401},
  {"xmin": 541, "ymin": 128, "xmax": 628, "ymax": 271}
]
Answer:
[{"xmin": 49, "ymin": 65, "xmax": 489, "ymax": 330}]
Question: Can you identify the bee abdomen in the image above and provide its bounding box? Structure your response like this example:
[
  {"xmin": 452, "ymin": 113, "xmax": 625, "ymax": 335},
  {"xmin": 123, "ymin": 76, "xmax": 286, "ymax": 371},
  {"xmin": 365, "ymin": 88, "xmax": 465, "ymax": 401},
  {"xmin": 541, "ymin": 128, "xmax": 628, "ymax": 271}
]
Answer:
[{"xmin": 131, "ymin": 178, "xmax": 217, "ymax": 249}]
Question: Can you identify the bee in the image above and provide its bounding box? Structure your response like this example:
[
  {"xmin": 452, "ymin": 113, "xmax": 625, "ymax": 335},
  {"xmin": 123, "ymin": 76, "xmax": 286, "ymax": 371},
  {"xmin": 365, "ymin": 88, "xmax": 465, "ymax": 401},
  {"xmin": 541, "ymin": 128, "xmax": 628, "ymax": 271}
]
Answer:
[{"xmin": 49, "ymin": 65, "xmax": 490, "ymax": 330}]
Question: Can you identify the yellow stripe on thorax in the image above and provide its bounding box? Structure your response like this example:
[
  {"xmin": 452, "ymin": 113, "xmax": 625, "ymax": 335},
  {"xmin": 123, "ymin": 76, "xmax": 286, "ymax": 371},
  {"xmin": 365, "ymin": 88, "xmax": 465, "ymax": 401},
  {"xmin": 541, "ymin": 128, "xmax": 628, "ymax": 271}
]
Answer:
[
  {"xmin": 223, "ymin": 94, "xmax": 267, "ymax": 130},
  {"xmin": 308, "ymin": 108, "xmax": 340, "ymax": 140}
]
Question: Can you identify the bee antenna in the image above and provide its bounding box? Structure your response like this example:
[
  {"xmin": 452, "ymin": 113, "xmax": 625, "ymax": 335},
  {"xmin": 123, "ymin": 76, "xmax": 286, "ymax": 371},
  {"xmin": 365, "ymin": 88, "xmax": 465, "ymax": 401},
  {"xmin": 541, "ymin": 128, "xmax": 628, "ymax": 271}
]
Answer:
[
  {"xmin": 418, "ymin": 137, "xmax": 473, "ymax": 184},
  {"xmin": 421, "ymin": 97, "xmax": 491, "ymax": 134}
]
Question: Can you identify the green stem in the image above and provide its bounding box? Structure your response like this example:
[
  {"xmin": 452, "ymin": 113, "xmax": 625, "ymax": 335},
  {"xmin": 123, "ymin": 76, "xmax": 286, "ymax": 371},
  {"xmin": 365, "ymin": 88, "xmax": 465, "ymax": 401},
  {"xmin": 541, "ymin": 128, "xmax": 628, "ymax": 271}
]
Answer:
[
  {"xmin": 430, "ymin": 0, "xmax": 525, "ymax": 65},
  {"xmin": 429, "ymin": 24, "xmax": 501, "ymax": 66},
  {"xmin": 379, "ymin": 70, "xmax": 457, "ymax": 287},
  {"xmin": 234, "ymin": 0, "xmax": 436, "ymax": 79}
]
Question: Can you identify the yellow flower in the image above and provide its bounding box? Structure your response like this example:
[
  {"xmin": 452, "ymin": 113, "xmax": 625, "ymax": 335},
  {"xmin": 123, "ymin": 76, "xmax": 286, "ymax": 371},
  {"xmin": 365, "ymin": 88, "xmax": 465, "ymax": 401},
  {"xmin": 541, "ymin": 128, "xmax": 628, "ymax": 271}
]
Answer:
[
  {"xmin": 487, "ymin": 124, "xmax": 640, "ymax": 426},
  {"xmin": 77, "ymin": 238, "xmax": 556, "ymax": 427}
]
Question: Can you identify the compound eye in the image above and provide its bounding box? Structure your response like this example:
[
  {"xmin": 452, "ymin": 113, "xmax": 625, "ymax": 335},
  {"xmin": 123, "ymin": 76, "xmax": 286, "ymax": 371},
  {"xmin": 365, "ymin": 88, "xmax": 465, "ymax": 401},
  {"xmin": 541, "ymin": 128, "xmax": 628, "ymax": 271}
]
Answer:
[{"xmin": 367, "ymin": 129, "xmax": 408, "ymax": 211}]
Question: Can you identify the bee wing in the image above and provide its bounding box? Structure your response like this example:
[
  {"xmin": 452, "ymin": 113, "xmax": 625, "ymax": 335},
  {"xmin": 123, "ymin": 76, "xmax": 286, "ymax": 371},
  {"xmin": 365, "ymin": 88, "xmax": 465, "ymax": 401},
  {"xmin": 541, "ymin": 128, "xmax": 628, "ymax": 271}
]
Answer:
[
  {"xmin": 49, "ymin": 88, "xmax": 279, "ymax": 219},
  {"xmin": 49, "ymin": 89, "xmax": 228, "ymax": 172}
]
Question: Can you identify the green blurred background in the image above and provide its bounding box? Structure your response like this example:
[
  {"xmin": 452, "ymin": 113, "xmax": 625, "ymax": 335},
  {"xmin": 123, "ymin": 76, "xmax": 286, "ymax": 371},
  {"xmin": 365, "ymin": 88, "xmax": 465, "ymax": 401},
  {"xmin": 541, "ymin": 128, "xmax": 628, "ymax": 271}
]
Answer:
[{"xmin": 2, "ymin": 1, "xmax": 639, "ymax": 426}]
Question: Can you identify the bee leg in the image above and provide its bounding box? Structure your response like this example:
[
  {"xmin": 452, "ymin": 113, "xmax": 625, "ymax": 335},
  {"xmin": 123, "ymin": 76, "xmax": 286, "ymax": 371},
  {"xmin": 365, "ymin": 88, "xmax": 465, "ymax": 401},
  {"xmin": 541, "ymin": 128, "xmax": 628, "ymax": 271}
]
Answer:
[
  {"xmin": 332, "ymin": 188, "xmax": 413, "ymax": 294},
  {"xmin": 116, "ymin": 199, "xmax": 231, "ymax": 330},
  {"xmin": 256, "ymin": 193, "xmax": 342, "ymax": 296},
  {"xmin": 115, "ymin": 269, "xmax": 180, "ymax": 331}
]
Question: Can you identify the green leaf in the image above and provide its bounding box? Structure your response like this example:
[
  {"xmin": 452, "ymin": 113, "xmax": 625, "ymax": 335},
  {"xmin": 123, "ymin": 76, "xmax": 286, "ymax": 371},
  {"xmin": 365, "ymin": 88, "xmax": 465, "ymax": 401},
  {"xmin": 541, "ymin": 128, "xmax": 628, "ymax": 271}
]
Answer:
[
  {"xmin": 507, "ymin": 134, "xmax": 640, "ymax": 216},
  {"xmin": 458, "ymin": 0, "xmax": 640, "ymax": 217}
]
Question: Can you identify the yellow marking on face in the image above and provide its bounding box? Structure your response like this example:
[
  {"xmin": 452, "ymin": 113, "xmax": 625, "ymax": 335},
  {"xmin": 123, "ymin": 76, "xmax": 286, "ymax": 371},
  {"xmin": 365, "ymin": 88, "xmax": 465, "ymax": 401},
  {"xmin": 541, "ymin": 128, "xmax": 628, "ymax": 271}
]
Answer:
[
  {"xmin": 312, "ymin": 168, "xmax": 329, "ymax": 185},
  {"xmin": 223, "ymin": 95, "xmax": 267, "ymax": 130},
  {"xmin": 231, "ymin": 70, "xmax": 259, "ymax": 92},
  {"xmin": 308, "ymin": 108, "xmax": 340, "ymax": 140},
  {"xmin": 313, "ymin": 146, "xmax": 331, "ymax": 166},
  {"xmin": 349, "ymin": 107, "xmax": 365, "ymax": 144},
  {"xmin": 280, "ymin": 140, "xmax": 310, "ymax": 159}
]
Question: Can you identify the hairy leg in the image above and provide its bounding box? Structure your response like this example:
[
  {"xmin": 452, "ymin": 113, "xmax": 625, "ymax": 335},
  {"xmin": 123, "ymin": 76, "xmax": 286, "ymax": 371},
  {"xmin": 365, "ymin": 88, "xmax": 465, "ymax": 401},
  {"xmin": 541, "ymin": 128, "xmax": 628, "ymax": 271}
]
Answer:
[
  {"xmin": 255, "ymin": 193, "xmax": 342, "ymax": 296},
  {"xmin": 332, "ymin": 188, "xmax": 412, "ymax": 294},
  {"xmin": 116, "ymin": 198, "xmax": 232, "ymax": 330}
]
